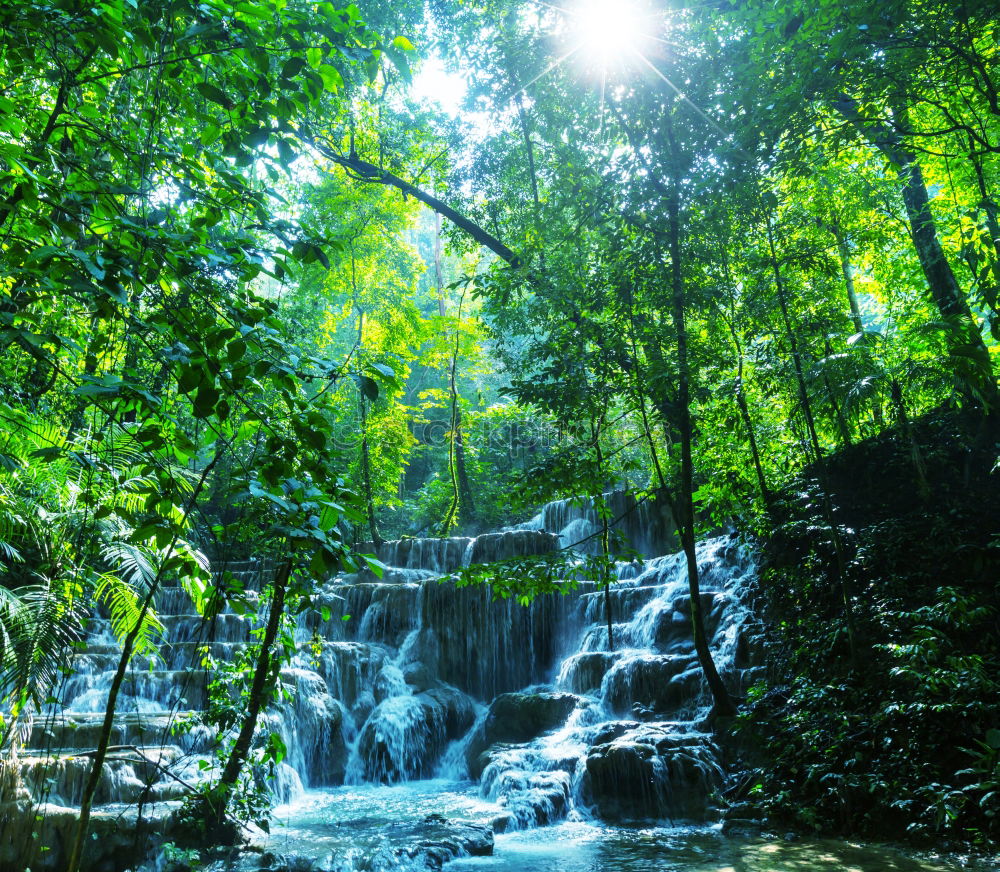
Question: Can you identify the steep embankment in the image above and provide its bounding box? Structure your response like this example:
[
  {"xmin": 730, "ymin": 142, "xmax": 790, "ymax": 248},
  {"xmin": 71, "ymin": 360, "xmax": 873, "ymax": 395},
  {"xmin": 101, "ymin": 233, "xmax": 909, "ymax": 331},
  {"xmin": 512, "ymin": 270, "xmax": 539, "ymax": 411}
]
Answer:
[{"xmin": 735, "ymin": 411, "xmax": 1000, "ymax": 847}]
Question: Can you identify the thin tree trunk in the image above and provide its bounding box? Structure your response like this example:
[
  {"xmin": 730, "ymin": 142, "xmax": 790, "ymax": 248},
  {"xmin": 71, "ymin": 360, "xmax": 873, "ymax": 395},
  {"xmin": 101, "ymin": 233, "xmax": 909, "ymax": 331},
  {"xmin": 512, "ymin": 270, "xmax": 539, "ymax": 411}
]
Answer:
[
  {"xmin": 594, "ymin": 416, "xmax": 613, "ymax": 651},
  {"xmin": 765, "ymin": 211, "xmax": 858, "ymax": 662},
  {"xmin": 356, "ymin": 310, "xmax": 381, "ymax": 548},
  {"xmin": 440, "ymin": 291, "xmax": 469, "ymax": 535},
  {"xmin": 359, "ymin": 396, "xmax": 381, "ymax": 548},
  {"xmin": 664, "ymin": 120, "xmax": 734, "ymax": 717},
  {"xmin": 454, "ymin": 413, "xmax": 476, "ymax": 517},
  {"xmin": 835, "ymin": 232, "xmax": 865, "ymax": 335},
  {"xmin": 718, "ymin": 250, "xmax": 772, "ymax": 510},
  {"xmin": 823, "ymin": 339, "xmax": 853, "ymax": 447},
  {"xmin": 968, "ymin": 142, "xmax": 1000, "ymax": 324},
  {"xmin": 817, "ymin": 218, "xmax": 864, "ymax": 335},
  {"xmin": 433, "ymin": 218, "xmax": 475, "ymax": 528},
  {"xmin": 890, "ymin": 379, "xmax": 931, "ymax": 500},
  {"xmin": 766, "ymin": 217, "xmax": 824, "ymax": 464},
  {"xmin": 208, "ymin": 558, "xmax": 293, "ymax": 829},
  {"xmin": 67, "ymin": 455, "xmax": 220, "ymax": 872}
]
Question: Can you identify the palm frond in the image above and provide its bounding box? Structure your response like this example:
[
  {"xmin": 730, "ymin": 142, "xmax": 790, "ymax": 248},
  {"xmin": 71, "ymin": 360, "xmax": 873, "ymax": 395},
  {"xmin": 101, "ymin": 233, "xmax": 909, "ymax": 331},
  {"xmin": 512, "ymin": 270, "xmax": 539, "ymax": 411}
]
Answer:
[{"xmin": 0, "ymin": 583, "xmax": 81, "ymax": 715}]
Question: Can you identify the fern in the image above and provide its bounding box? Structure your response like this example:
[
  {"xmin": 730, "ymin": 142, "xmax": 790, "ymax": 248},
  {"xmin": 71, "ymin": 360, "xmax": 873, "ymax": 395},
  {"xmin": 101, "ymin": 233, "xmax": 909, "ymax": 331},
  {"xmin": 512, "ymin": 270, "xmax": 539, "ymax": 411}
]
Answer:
[{"xmin": 93, "ymin": 572, "xmax": 164, "ymax": 658}]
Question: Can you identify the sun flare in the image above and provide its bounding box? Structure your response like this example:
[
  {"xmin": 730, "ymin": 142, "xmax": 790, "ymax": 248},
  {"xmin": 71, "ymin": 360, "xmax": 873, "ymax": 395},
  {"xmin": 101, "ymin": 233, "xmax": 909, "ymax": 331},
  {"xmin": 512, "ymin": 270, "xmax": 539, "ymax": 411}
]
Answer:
[{"xmin": 570, "ymin": 0, "xmax": 647, "ymax": 65}]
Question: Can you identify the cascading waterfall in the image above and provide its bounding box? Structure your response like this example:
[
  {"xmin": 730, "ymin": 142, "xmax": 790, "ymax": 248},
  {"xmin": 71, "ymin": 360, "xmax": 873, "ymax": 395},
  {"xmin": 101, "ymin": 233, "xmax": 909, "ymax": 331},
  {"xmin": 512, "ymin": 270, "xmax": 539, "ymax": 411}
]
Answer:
[{"xmin": 3, "ymin": 499, "xmax": 758, "ymax": 872}]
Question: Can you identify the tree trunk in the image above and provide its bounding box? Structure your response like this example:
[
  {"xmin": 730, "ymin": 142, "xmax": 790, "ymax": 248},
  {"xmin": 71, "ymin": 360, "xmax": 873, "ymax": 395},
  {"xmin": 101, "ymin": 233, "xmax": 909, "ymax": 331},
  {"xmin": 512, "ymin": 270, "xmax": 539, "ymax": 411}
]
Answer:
[
  {"xmin": 359, "ymin": 397, "xmax": 381, "ymax": 549},
  {"xmin": 824, "ymin": 340, "xmax": 853, "ymax": 447},
  {"xmin": 830, "ymin": 227, "xmax": 864, "ymax": 334},
  {"xmin": 664, "ymin": 121, "xmax": 734, "ymax": 717},
  {"xmin": 67, "ymin": 455, "xmax": 220, "ymax": 872},
  {"xmin": 66, "ymin": 590, "xmax": 152, "ymax": 872},
  {"xmin": 594, "ymin": 419, "xmax": 614, "ymax": 651},
  {"xmin": 832, "ymin": 94, "xmax": 996, "ymax": 407},
  {"xmin": 890, "ymin": 379, "xmax": 931, "ymax": 500},
  {"xmin": 356, "ymin": 310, "xmax": 381, "ymax": 548},
  {"xmin": 440, "ymin": 291, "xmax": 470, "ymax": 534},
  {"xmin": 734, "ymin": 375, "xmax": 771, "ymax": 507},
  {"xmin": 766, "ymin": 217, "xmax": 825, "ymax": 464},
  {"xmin": 765, "ymin": 210, "xmax": 858, "ymax": 662},
  {"xmin": 208, "ymin": 558, "xmax": 292, "ymax": 830},
  {"xmin": 454, "ymin": 414, "xmax": 476, "ymax": 518},
  {"xmin": 967, "ymin": 142, "xmax": 1000, "ymax": 326}
]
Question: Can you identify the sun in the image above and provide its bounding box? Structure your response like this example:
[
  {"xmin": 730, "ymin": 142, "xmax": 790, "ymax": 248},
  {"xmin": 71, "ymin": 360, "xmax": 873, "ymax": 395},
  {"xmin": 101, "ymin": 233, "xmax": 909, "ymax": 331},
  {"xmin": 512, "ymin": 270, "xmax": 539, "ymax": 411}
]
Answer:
[{"xmin": 569, "ymin": 0, "xmax": 647, "ymax": 66}]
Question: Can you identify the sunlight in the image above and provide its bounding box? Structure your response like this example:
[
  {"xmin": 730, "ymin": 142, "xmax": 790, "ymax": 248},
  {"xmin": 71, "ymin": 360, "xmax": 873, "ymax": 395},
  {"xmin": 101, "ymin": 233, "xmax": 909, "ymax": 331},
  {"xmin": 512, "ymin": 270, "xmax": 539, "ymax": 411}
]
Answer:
[{"xmin": 571, "ymin": 0, "xmax": 645, "ymax": 64}]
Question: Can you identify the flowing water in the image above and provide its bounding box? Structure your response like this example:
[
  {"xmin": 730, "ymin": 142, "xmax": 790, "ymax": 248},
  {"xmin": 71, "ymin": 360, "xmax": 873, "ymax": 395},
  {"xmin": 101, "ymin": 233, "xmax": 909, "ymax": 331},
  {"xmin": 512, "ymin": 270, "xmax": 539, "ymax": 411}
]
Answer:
[{"xmin": 4, "ymin": 494, "xmax": 990, "ymax": 871}]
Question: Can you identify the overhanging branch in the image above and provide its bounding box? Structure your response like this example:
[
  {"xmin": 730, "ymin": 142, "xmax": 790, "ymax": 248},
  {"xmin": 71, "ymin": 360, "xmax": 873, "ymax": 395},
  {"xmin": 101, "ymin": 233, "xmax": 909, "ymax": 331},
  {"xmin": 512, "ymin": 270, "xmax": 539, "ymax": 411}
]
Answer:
[{"xmin": 306, "ymin": 134, "xmax": 522, "ymax": 269}]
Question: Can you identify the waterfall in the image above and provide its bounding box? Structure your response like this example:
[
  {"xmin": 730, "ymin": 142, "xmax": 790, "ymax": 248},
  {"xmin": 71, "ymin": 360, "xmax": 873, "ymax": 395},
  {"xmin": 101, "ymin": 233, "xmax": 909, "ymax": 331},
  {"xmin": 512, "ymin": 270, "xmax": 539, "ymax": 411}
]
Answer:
[{"xmin": 5, "ymin": 502, "xmax": 757, "ymax": 871}]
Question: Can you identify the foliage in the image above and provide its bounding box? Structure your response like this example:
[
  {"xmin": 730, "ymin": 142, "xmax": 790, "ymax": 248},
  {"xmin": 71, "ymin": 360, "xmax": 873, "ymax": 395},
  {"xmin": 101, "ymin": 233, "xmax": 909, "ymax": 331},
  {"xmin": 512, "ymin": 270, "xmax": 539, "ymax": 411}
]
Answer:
[
  {"xmin": 736, "ymin": 413, "xmax": 1000, "ymax": 844},
  {"xmin": 1, "ymin": 0, "xmax": 999, "ymax": 851}
]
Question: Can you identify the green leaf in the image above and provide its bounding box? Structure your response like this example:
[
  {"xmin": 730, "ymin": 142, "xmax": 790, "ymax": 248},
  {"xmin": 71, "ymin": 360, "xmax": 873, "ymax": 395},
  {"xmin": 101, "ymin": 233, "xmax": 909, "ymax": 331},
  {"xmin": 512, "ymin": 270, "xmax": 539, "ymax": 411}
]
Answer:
[
  {"xmin": 74, "ymin": 375, "xmax": 123, "ymax": 396},
  {"xmin": 192, "ymin": 384, "xmax": 220, "ymax": 418},
  {"xmin": 195, "ymin": 81, "xmax": 235, "ymax": 109},
  {"xmin": 177, "ymin": 365, "xmax": 202, "ymax": 395},
  {"xmin": 358, "ymin": 375, "xmax": 378, "ymax": 401},
  {"xmin": 277, "ymin": 138, "xmax": 296, "ymax": 167},
  {"xmin": 281, "ymin": 57, "xmax": 306, "ymax": 80},
  {"xmin": 200, "ymin": 122, "xmax": 222, "ymax": 146},
  {"xmin": 318, "ymin": 64, "xmax": 344, "ymax": 92}
]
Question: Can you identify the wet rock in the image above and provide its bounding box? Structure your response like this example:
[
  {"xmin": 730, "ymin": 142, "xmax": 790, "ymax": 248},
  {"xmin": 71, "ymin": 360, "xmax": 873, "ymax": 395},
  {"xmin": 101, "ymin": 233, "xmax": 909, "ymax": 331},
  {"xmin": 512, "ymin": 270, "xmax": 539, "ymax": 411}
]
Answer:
[
  {"xmin": 423, "ymin": 685, "xmax": 476, "ymax": 738},
  {"xmin": 421, "ymin": 582, "xmax": 583, "ymax": 699},
  {"xmin": 721, "ymin": 815, "xmax": 765, "ymax": 837},
  {"xmin": 401, "ymin": 660, "xmax": 434, "ymax": 692},
  {"xmin": 584, "ymin": 729, "xmax": 723, "ymax": 822},
  {"xmin": 384, "ymin": 819, "xmax": 493, "ymax": 871},
  {"xmin": 0, "ymin": 800, "xmax": 182, "ymax": 872},
  {"xmin": 491, "ymin": 813, "xmax": 513, "ymax": 834},
  {"xmin": 600, "ymin": 654, "xmax": 702, "ymax": 717},
  {"xmin": 465, "ymin": 530, "xmax": 559, "ymax": 565},
  {"xmin": 491, "ymin": 770, "xmax": 570, "ymax": 829},
  {"xmin": 589, "ymin": 720, "xmax": 639, "ymax": 745},
  {"xmin": 557, "ymin": 652, "xmax": 616, "ymax": 694},
  {"xmin": 356, "ymin": 686, "xmax": 475, "ymax": 783},
  {"xmin": 465, "ymin": 691, "xmax": 579, "ymax": 778}
]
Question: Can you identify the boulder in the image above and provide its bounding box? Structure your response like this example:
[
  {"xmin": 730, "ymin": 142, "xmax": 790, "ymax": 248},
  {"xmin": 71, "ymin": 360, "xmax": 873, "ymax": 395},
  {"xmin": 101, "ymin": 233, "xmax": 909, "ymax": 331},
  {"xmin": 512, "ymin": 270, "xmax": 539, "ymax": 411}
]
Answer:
[
  {"xmin": 584, "ymin": 728, "xmax": 723, "ymax": 822},
  {"xmin": 356, "ymin": 686, "xmax": 475, "ymax": 783},
  {"xmin": 600, "ymin": 654, "xmax": 702, "ymax": 717},
  {"xmin": 557, "ymin": 652, "xmax": 616, "ymax": 694},
  {"xmin": 465, "ymin": 691, "xmax": 578, "ymax": 779}
]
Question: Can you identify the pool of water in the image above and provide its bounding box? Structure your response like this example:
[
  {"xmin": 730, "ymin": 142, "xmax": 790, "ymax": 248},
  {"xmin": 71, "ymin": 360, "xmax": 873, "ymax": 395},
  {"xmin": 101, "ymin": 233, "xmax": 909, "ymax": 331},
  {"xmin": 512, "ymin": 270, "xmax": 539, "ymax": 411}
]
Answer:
[
  {"xmin": 257, "ymin": 780, "xmax": 498, "ymax": 868},
  {"xmin": 254, "ymin": 782, "xmax": 992, "ymax": 872}
]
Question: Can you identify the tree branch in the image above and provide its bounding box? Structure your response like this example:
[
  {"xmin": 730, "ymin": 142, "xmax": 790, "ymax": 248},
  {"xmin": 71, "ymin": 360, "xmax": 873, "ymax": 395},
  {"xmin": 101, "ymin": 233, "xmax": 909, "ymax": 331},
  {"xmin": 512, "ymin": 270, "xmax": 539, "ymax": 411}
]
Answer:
[{"xmin": 305, "ymin": 134, "xmax": 523, "ymax": 268}]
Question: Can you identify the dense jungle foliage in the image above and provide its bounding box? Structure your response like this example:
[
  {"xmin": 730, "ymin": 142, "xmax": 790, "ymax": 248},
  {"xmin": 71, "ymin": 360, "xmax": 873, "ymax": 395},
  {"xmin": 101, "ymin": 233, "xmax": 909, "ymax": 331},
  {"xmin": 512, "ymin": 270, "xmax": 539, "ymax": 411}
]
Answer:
[{"xmin": 0, "ymin": 0, "xmax": 998, "ymax": 857}]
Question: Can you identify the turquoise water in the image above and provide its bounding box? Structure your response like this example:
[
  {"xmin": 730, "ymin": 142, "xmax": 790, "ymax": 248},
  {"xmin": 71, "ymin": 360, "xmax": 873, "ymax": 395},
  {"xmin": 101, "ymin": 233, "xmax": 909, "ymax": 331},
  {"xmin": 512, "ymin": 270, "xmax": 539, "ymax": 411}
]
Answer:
[{"xmin": 257, "ymin": 781, "xmax": 993, "ymax": 872}]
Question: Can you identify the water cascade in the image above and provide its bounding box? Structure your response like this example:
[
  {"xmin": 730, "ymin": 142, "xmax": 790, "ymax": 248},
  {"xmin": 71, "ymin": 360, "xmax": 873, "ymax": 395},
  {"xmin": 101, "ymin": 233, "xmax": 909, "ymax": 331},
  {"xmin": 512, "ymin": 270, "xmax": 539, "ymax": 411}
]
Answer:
[{"xmin": 3, "ymin": 498, "xmax": 759, "ymax": 871}]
